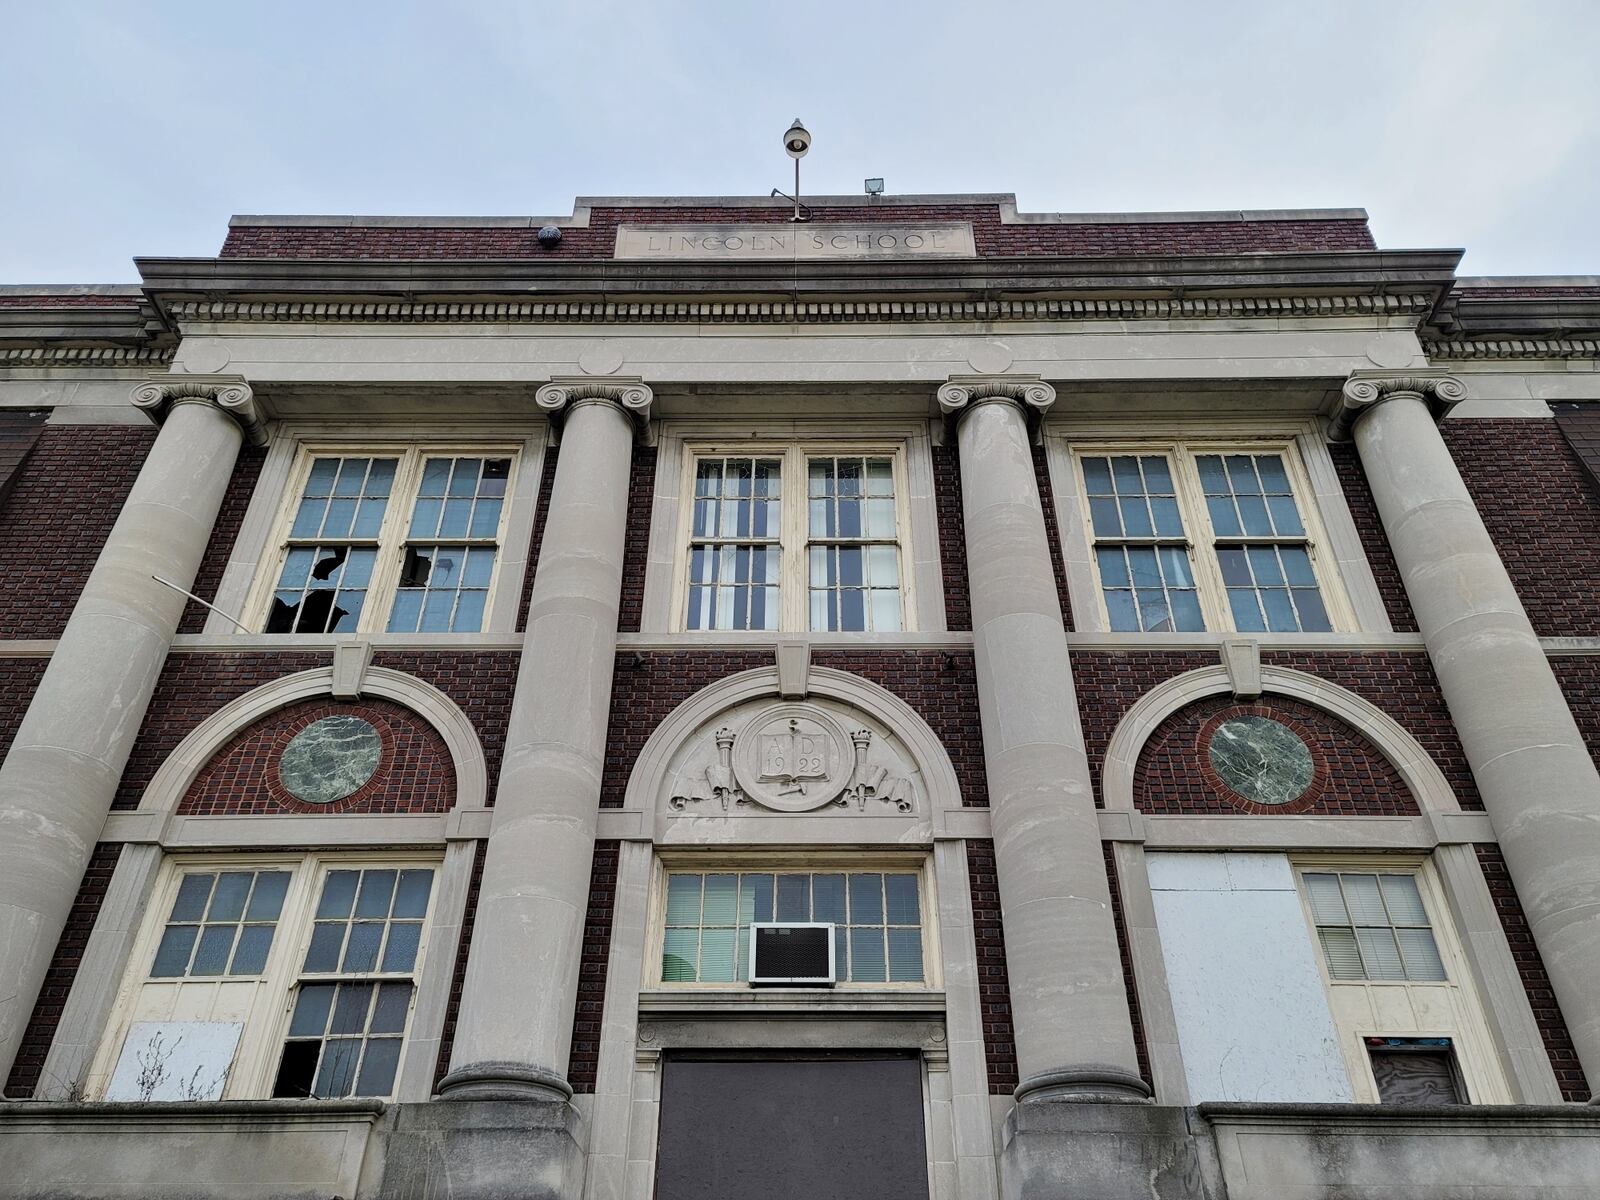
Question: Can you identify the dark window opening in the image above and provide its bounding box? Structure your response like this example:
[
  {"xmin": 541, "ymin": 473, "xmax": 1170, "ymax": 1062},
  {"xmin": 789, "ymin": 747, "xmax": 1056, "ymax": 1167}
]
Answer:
[{"xmin": 1366, "ymin": 1037, "xmax": 1467, "ymax": 1105}]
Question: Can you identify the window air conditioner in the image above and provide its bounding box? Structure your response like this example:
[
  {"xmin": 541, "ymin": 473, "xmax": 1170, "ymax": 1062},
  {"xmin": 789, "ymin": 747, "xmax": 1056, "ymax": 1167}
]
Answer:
[{"xmin": 748, "ymin": 922, "xmax": 836, "ymax": 986}]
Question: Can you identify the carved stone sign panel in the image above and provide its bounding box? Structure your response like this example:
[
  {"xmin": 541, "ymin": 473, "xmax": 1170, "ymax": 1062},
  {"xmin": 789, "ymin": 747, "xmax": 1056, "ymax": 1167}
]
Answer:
[
  {"xmin": 666, "ymin": 700, "xmax": 917, "ymax": 816},
  {"xmin": 613, "ymin": 223, "xmax": 976, "ymax": 261}
]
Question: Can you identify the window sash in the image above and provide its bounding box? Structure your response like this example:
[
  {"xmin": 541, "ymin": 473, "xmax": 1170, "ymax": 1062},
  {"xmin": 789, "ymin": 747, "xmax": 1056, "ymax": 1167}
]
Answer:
[
  {"xmin": 1302, "ymin": 870, "xmax": 1448, "ymax": 983},
  {"xmin": 259, "ymin": 447, "xmax": 517, "ymax": 636}
]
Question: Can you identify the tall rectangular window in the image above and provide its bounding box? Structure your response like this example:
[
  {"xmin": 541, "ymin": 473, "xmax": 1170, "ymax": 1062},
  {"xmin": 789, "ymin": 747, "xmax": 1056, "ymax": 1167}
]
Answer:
[
  {"xmin": 1075, "ymin": 444, "xmax": 1339, "ymax": 634},
  {"xmin": 1303, "ymin": 870, "xmax": 1446, "ymax": 982},
  {"xmin": 261, "ymin": 447, "xmax": 517, "ymax": 635},
  {"xmin": 660, "ymin": 869, "xmax": 925, "ymax": 985},
  {"xmin": 679, "ymin": 445, "xmax": 911, "ymax": 633}
]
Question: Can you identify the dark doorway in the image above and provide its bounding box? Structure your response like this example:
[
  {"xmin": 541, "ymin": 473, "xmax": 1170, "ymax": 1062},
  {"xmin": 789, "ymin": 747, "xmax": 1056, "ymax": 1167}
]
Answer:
[{"xmin": 654, "ymin": 1053, "xmax": 930, "ymax": 1200}]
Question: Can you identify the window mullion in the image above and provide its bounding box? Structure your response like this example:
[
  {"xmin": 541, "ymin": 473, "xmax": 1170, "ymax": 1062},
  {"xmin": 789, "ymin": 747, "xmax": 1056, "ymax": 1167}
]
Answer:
[
  {"xmin": 360, "ymin": 447, "xmax": 420, "ymax": 634},
  {"xmin": 1174, "ymin": 449, "xmax": 1234, "ymax": 633},
  {"xmin": 785, "ymin": 446, "xmax": 807, "ymax": 632}
]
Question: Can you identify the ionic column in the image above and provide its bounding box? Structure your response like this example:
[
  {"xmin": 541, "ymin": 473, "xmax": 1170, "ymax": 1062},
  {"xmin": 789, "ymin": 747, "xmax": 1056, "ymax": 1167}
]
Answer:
[
  {"xmin": 0, "ymin": 375, "xmax": 264, "ymax": 1081},
  {"xmin": 439, "ymin": 378, "xmax": 650, "ymax": 1102},
  {"xmin": 1341, "ymin": 371, "xmax": 1600, "ymax": 1095},
  {"xmin": 937, "ymin": 377, "xmax": 1148, "ymax": 1104}
]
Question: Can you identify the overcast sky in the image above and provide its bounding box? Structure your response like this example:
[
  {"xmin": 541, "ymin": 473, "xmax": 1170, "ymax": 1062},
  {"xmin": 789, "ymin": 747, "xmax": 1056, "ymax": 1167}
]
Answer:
[{"xmin": 3, "ymin": 0, "xmax": 1597, "ymax": 282}]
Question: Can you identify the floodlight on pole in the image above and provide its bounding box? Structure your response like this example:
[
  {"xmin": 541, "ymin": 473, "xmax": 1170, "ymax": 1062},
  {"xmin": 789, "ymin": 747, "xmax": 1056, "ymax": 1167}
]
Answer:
[{"xmin": 782, "ymin": 118, "xmax": 811, "ymax": 222}]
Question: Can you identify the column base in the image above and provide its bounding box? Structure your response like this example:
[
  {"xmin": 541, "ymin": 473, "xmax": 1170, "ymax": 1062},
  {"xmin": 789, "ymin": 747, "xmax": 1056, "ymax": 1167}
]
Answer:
[
  {"xmin": 1001, "ymin": 1102, "xmax": 1203, "ymax": 1200},
  {"xmin": 436, "ymin": 1061, "xmax": 574, "ymax": 1102},
  {"xmin": 1014, "ymin": 1065, "xmax": 1152, "ymax": 1105},
  {"xmin": 376, "ymin": 1099, "xmax": 585, "ymax": 1200}
]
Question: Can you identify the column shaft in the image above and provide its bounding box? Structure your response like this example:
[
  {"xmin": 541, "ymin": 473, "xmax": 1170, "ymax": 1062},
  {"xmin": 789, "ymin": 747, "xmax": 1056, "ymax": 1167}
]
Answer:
[
  {"xmin": 953, "ymin": 395, "xmax": 1146, "ymax": 1102},
  {"xmin": 440, "ymin": 397, "xmax": 635, "ymax": 1100},
  {"xmin": 0, "ymin": 396, "xmax": 246, "ymax": 1080},
  {"xmin": 1354, "ymin": 389, "xmax": 1600, "ymax": 1093}
]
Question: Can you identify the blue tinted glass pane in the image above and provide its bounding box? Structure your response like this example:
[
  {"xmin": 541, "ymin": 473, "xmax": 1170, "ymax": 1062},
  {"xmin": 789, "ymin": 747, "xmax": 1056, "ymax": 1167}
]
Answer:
[
  {"xmin": 341, "ymin": 549, "xmax": 376, "ymax": 589},
  {"xmin": 333, "ymin": 460, "xmax": 369, "ymax": 497},
  {"xmin": 1226, "ymin": 455, "xmax": 1260, "ymax": 494},
  {"xmin": 452, "ymin": 586, "xmax": 487, "ymax": 633},
  {"xmin": 429, "ymin": 550, "xmax": 462, "ymax": 587},
  {"xmin": 208, "ymin": 872, "xmax": 253, "ymax": 921},
  {"xmin": 230, "ymin": 925, "xmax": 276, "ymax": 975},
  {"xmin": 439, "ymin": 499, "xmax": 472, "ymax": 538},
  {"xmin": 1137, "ymin": 590, "xmax": 1172, "ymax": 632},
  {"xmin": 1229, "ymin": 590, "xmax": 1266, "ymax": 632},
  {"xmin": 1266, "ymin": 495, "xmax": 1303, "ymax": 536},
  {"xmin": 190, "ymin": 925, "xmax": 236, "ymax": 976},
  {"xmin": 1255, "ymin": 456, "xmax": 1290, "ymax": 492},
  {"xmin": 170, "ymin": 874, "xmax": 215, "ymax": 922},
  {"xmin": 448, "ymin": 459, "xmax": 481, "ymax": 497},
  {"xmin": 353, "ymin": 498, "xmax": 387, "ymax": 538},
  {"xmin": 1104, "ymin": 589, "xmax": 1140, "ymax": 631},
  {"xmin": 366, "ymin": 459, "xmax": 397, "ymax": 495},
  {"xmin": 741, "ymin": 874, "xmax": 774, "ymax": 924},
  {"xmin": 850, "ymin": 928, "xmax": 886, "ymax": 982},
  {"xmin": 323, "ymin": 499, "xmax": 357, "ymax": 538},
  {"xmin": 409, "ymin": 497, "xmax": 442, "ymax": 538},
  {"xmin": 1158, "ymin": 546, "xmax": 1194, "ymax": 586},
  {"xmin": 1294, "ymin": 588, "xmax": 1332, "ymax": 632},
  {"xmin": 290, "ymin": 984, "xmax": 336, "ymax": 1037},
  {"xmin": 1119, "ymin": 497, "xmax": 1153, "ymax": 537},
  {"xmin": 386, "ymin": 590, "xmax": 423, "ymax": 633},
  {"xmin": 1150, "ymin": 497, "xmax": 1184, "ymax": 537},
  {"xmin": 356, "ymin": 871, "xmax": 397, "ymax": 918},
  {"xmin": 370, "ymin": 983, "xmax": 413, "ymax": 1034},
  {"xmin": 419, "ymin": 459, "xmax": 452, "ymax": 495},
  {"xmin": 840, "ymin": 589, "xmax": 866, "ymax": 632},
  {"xmin": 304, "ymin": 922, "xmax": 346, "ymax": 972},
  {"xmin": 1262, "ymin": 588, "xmax": 1299, "ymax": 632},
  {"xmin": 1110, "ymin": 456, "xmax": 1144, "ymax": 494},
  {"xmin": 1169, "ymin": 589, "xmax": 1206, "ymax": 632},
  {"xmin": 304, "ymin": 459, "xmax": 340, "ymax": 496},
  {"xmin": 888, "ymin": 928, "xmax": 924, "ymax": 982},
  {"xmin": 1237, "ymin": 495, "xmax": 1272, "ymax": 536},
  {"xmin": 1196, "ymin": 455, "xmax": 1229, "ymax": 495},
  {"xmin": 849, "ymin": 874, "xmax": 884, "ymax": 925},
  {"xmin": 419, "ymin": 590, "xmax": 455, "ymax": 632},
  {"xmin": 1088, "ymin": 496, "xmax": 1121, "ymax": 536},
  {"xmin": 1247, "ymin": 546, "xmax": 1284, "ymax": 586},
  {"xmin": 480, "ymin": 459, "xmax": 510, "ymax": 496},
  {"xmin": 1096, "ymin": 547, "xmax": 1129, "ymax": 588},
  {"xmin": 1281, "ymin": 545, "xmax": 1317, "ymax": 586},
  {"xmin": 247, "ymin": 872, "xmax": 291, "ymax": 921},
  {"xmin": 354, "ymin": 1038, "xmax": 403, "ymax": 1097},
  {"xmin": 279, "ymin": 547, "xmax": 315, "ymax": 589},
  {"xmin": 468, "ymin": 499, "xmax": 502, "ymax": 538},
  {"xmin": 393, "ymin": 870, "xmax": 434, "ymax": 919},
  {"xmin": 151, "ymin": 925, "xmax": 198, "ymax": 977},
  {"xmin": 1207, "ymin": 495, "xmax": 1242, "ymax": 537},
  {"xmin": 885, "ymin": 875, "xmax": 920, "ymax": 925},
  {"xmin": 1141, "ymin": 456, "xmax": 1174, "ymax": 493},
  {"xmin": 314, "ymin": 1039, "xmax": 361, "ymax": 1099},
  {"xmin": 330, "ymin": 984, "xmax": 373, "ymax": 1035},
  {"xmin": 291, "ymin": 498, "xmax": 326, "ymax": 538},
  {"xmin": 1127, "ymin": 547, "xmax": 1161, "ymax": 588},
  {"xmin": 776, "ymin": 875, "xmax": 810, "ymax": 922},
  {"xmin": 381, "ymin": 922, "xmax": 422, "ymax": 973},
  {"xmin": 1217, "ymin": 547, "xmax": 1252, "ymax": 586},
  {"xmin": 812, "ymin": 874, "xmax": 846, "ymax": 924},
  {"xmin": 342, "ymin": 922, "xmax": 384, "ymax": 972},
  {"xmin": 1082, "ymin": 458, "xmax": 1112, "ymax": 493},
  {"xmin": 462, "ymin": 548, "xmax": 496, "ymax": 587}
]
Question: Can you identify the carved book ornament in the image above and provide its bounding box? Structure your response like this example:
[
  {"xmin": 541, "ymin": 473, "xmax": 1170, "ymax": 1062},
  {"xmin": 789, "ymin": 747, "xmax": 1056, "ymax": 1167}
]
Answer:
[{"xmin": 668, "ymin": 702, "xmax": 915, "ymax": 815}]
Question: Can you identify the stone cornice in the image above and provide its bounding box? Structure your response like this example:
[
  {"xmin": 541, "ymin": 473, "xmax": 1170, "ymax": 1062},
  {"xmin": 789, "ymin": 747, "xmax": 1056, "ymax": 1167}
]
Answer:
[
  {"xmin": 129, "ymin": 373, "xmax": 269, "ymax": 447},
  {"xmin": 533, "ymin": 376, "xmax": 654, "ymax": 443},
  {"xmin": 1332, "ymin": 371, "xmax": 1469, "ymax": 440},
  {"xmin": 1424, "ymin": 336, "xmax": 1600, "ymax": 361},
  {"xmin": 0, "ymin": 346, "xmax": 174, "ymax": 368},
  {"xmin": 157, "ymin": 292, "xmax": 1437, "ymax": 328}
]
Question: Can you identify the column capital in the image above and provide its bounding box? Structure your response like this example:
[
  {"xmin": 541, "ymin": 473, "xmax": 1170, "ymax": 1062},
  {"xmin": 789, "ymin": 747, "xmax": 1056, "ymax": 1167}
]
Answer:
[
  {"xmin": 936, "ymin": 373, "xmax": 1056, "ymax": 422},
  {"xmin": 130, "ymin": 373, "xmax": 268, "ymax": 447},
  {"xmin": 535, "ymin": 376, "xmax": 654, "ymax": 444},
  {"xmin": 1332, "ymin": 370, "xmax": 1469, "ymax": 440}
]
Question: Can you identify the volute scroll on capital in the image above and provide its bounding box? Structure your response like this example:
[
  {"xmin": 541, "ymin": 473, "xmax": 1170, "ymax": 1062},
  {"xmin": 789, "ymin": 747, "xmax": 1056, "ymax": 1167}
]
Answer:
[
  {"xmin": 129, "ymin": 372, "xmax": 269, "ymax": 447},
  {"xmin": 935, "ymin": 374, "xmax": 1056, "ymax": 444},
  {"xmin": 534, "ymin": 375, "xmax": 654, "ymax": 445},
  {"xmin": 1331, "ymin": 371, "xmax": 1468, "ymax": 441}
]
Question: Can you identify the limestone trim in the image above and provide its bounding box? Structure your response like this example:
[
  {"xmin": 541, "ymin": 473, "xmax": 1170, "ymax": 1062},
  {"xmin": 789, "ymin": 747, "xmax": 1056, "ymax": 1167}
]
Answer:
[
  {"xmin": 1100, "ymin": 664, "xmax": 1459, "ymax": 816},
  {"xmin": 161, "ymin": 293, "xmax": 1437, "ymax": 326},
  {"xmin": 1424, "ymin": 337, "xmax": 1600, "ymax": 361},
  {"xmin": 935, "ymin": 375, "xmax": 1056, "ymax": 440},
  {"xmin": 1331, "ymin": 371, "xmax": 1469, "ymax": 440},
  {"xmin": 129, "ymin": 373, "xmax": 269, "ymax": 448},
  {"xmin": 535, "ymin": 376, "xmax": 654, "ymax": 444},
  {"xmin": 0, "ymin": 346, "xmax": 174, "ymax": 367},
  {"xmin": 121, "ymin": 664, "xmax": 491, "ymax": 823}
]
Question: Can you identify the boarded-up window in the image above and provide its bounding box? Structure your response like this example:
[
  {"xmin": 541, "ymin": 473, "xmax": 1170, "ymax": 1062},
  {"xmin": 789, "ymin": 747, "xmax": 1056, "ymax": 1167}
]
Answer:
[{"xmin": 654, "ymin": 1055, "xmax": 928, "ymax": 1200}]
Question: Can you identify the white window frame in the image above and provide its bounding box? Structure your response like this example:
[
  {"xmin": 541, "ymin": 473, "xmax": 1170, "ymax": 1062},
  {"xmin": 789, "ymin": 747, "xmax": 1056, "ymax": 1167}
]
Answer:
[
  {"xmin": 669, "ymin": 441, "xmax": 920, "ymax": 634},
  {"xmin": 243, "ymin": 441, "xmax": 524, "ymax": 636},
  {"xmin": 646, "ymin": 852, "xmax": 940, "ymax": 991},
  {"xmin": 1066, "ymin": 437, "xmax": 1359, "ymax": 635},
  {"xmin": 1291, "ymin": 856, "xmax": 1512, "ymax": 1105},
  {"xmin": 88, "ymin": 850, "xmax": 444, "ymax": 1102}
]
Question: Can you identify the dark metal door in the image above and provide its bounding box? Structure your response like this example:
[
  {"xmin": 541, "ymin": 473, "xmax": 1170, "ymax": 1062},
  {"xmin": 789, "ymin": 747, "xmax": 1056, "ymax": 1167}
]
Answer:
[{"xmin": 653, "ymin": 1054, "xmax": 930, "ymax": 1200}]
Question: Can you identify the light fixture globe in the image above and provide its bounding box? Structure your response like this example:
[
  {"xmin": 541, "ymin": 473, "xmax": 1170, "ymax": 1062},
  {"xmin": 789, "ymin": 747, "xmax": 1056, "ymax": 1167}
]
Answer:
[{"xmin": 784, "ymin": 118, "xmax": 811, "ymax": 159}]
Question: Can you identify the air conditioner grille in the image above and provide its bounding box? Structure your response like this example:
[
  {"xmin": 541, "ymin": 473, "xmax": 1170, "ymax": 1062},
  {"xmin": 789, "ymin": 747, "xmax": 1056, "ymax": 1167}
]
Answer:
[{"xmin": 752, "ymin": 924, "xmax": 833, "ymax": 982}]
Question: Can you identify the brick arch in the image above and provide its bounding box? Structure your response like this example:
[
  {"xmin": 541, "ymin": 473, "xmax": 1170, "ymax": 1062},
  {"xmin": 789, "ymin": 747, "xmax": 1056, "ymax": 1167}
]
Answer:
[
  {"xmin": 178, "ymin": 696, "xmax": 455, "ymax": 816},
  {"xmin": 1134, "ymin": 693, "xmax": 1416, "ymax": 815}
]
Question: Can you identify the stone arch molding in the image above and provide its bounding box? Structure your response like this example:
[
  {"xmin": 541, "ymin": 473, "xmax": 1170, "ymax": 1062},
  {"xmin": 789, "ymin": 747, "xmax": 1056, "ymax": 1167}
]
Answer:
[
  {"xmin": 623, "ymin": 666, "xmax": 966, "ymax": 844},
  {"xmin": 136, "ymin": 666, "xmax": 490, "ymax": 818},
  {"xmin": 1101, "ymin": 665, "xmax": 1461, "ymax": 815}
]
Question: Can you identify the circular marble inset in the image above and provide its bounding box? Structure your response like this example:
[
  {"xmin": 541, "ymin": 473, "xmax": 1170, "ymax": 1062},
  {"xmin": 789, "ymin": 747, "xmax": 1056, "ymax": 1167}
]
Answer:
[
  {"xmin": 1206, "ymin": 715, "xmax": 1315, "ymax": 807},
  {"xmin": 279, "ymin": 715, "xmax": 383, "ymax": 805}
]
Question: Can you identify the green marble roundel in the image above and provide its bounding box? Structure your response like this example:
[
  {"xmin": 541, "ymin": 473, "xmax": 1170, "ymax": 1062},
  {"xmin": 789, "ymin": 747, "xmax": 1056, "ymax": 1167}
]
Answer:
[
  {"xmin": 1207, "ymin": 715, "xmax": 1314, "ymax": 806},
  {"xmin": 279, "ymin": 715, "xmax": 382, "ymax": 805}
]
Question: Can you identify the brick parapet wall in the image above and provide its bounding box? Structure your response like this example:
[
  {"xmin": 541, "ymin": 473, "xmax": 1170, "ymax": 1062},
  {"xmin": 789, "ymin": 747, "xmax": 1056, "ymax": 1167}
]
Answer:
[
  {"xmin": 178, "ymin": 696, "xmax": 455, "ymax": 815},
  {"xmin": 1328, "ymin": 442, "xmax": 1417, "ymax": 631},
  {"xmin": 1445, "ymin": 419, "xmax": 1600, "ymax": 638},
  {"xmin": 220, "ymin": 206, "xmax": 1377, "ymax": 260},
  {"xmin": 1135, "ymin": 694, "xmax": 1417, "ymax": 816},
  {"xmin": 179, "ymin": 446, "xmax": 265, "ymax": 634},
  {"xmin": 3, "ymin": 843, "xmax": 121, "ymax": 1099},
  {"xmin": 0, "ymin": 425, "xmax": 154, "ymax": 639}
]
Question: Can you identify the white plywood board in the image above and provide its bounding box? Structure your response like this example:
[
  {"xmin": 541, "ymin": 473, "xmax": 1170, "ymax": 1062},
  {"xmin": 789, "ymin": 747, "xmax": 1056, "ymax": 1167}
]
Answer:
[{"xmin": 105, "ymin": 1020, "xmax": 243, "ymax": 1101}]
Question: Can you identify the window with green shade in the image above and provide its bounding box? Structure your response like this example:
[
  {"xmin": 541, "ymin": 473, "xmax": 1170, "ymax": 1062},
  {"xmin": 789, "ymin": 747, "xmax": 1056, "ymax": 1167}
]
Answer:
[{"xmin": 661, "ymin": 870, "xmax": 925, "ymax": 984}]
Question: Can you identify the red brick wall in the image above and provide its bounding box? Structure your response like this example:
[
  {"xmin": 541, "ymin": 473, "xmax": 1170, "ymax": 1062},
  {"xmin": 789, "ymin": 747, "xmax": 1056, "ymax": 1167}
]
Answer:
[
  {"xmin": 4, "ymin": 844, "xmax": 122, "ymax": 1098},
  {"xmin": 178, "ymin": 697, "xmax": 454, "ymax": 815},
  {"xmin": 1445, "ymin": 419, "xmax": 1600, "ymax": 638},
  {"xmin": 931, "ymin": 445, "xmax": 971, "ymax": 631},
  {"xmin": 221, "ymin": 206, "xmax": 1376, "ymax": 260},
  {"xmin": 370, "ymin": 652, "xmax": 519, "ymax": 803},
  {"xmin": 515, "ymin": 446, "xmax": 559, "ymax": 632},
  {"xmin": 0, "ymin": 425, "xmax": 154, "ymax": 639},
  {"xmin": 0, "ymin": 657, "xmax": 47, "ymax": 758},
  {"xmin": 1329, "ymin": 442, "xmax": 1416, "ymax": 632},
  {"xmin": 179, "ymin": 446, "xmax": 265, "ymax": 633},
  {"xmin": 568, "ymin": 840, "xmax": 620, "ymax": 1093},
  {"xmin": 433, "ymin": 840, "xmax": 486, "ymax": 1093},
  {"xmin": 618, "ymin": 446, "xmax": 656, "ymax": 634},
  {"xmin": 1475, "ymin": 845, "xmax": 1588, "ymax": 1100},
  {"xmin": 1553, "ymin": 658, "xmax": 1600, "ymax": 770},
  {"xmin": 1103, "ymin": 843, "xmax": 1153, "ymax": 1089},
  {"xmin": 1134, "ymin": 695, "xmax": 1417, "ymax": 815},
  {"xmin": 1033, "ymin": 444, "xmax": 1074, "ymax": 630},
  {"xmin": 966, "ymin": 839, "xmax": 1018, "ymax": 1094}
]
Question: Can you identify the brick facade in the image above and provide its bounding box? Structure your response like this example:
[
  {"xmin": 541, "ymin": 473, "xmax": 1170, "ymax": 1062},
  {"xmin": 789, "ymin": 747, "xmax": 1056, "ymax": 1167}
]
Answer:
[
  {"xmin": 966, "ymin": 839, "xmax": 1018, "ymax": 1094},
  {"xmin": 0, "ymin": 425, "xmax": 154, "ymax": 639},
  {"xmin": 515, "ymin": 446, "xmax": 558, "ymax": 632},
  {"xmin": 178, "ymin": 696, "xmax": 455, "ymax": 816},
  {"xmin": 1329, "ymin": 442, "xmax": 1416, "ymax": 631},
  {"xmin": 1135, "ymin": 694, "xmax": 1417, "ymax": 816},
  {"xmin": 1033, "ymin": 444, "xmax": 1074, "ymax": 630},
  {"xmin": 433, "ymin": 840, "xmax": 487, "ymax": 1092},
  {"xmin": 568, "ymin": 841, "xmax": 620, "ymax": 1093},
  {"xmin": 1103, "ymin": 843, "xmax": 1153, "ymax": 1088},
  {"xmin": 3, "ymin": 843, "xmax": 122, "ymax": 1098},
  {"xmin": 179, "ymin": 446, "xmax": 265, "ymax": 634},
  {"xmin": 617, "ymin": 446, "xmax": 656, "ymax": 634},
  {"xmin": 221, "ymin": 205, "xmax": 1376, "ymax": 261},
  {"xmin": 930, "ymin": 445, "xmax": 970, "ymax": 631},
  {"xmin": 1445, "ymin": 418, "xmax": 1600, "ymax": 638},
  {"xmin": 0, "ymin": 657, "xmax": 47, "ymax": 759}
]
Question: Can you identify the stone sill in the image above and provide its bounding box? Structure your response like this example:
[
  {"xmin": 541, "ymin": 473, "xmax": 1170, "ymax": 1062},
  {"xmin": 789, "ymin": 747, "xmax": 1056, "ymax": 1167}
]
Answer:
[
  {"xmin": 637, "ymin": 988, "xmax": 945, "ymax": 1018},
  {"xmin": 1197, "ymin": 1099, "xmax": 1600, "ymax": 1127},
  {"xmin": 0, "ymin": 1099, "xmax": 385, "ymax": 1118}
]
